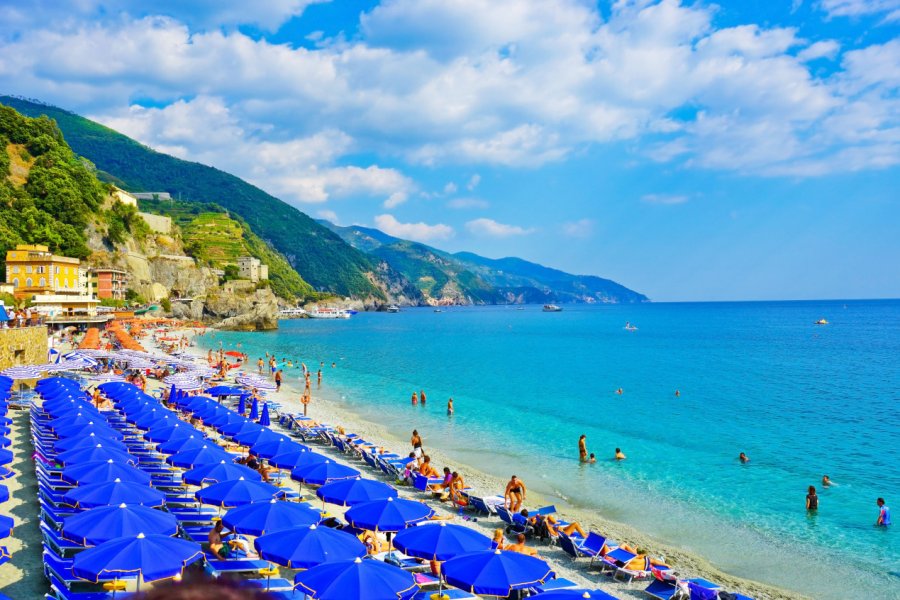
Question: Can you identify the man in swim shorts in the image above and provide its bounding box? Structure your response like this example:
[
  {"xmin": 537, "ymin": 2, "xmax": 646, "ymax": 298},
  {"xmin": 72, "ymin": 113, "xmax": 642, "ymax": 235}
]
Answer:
[{"xmin": 505, "ymin": 475, "xmax": 526, "ymax": 512}]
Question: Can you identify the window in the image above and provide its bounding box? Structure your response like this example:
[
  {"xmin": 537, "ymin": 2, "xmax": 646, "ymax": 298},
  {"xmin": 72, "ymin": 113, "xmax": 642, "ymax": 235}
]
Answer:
[
  {"xmin": 26, "ymin": 278, "xmax": 33, "ymax": 287},
  {"xmin": 55, "ymin": 266, "xmax": 60, "ymax": 274},
  {"xmin": 55, "ymin": 278, "xmax": 60, "ymax": 288},
  {"xmin": 11, "ymin": 266, "xmax": 18, "ymax": 274},
  {"xmin": 26, "ymin": 266, "xmax": 32, "ymax": 274},
  {"xmin": 37, "ymin": 266, "xmax": 45, "ymax": 274},
  {"xmin": 12, "ymin": 278, "xmax": 18, "ymax": 288},
  {"xmin": 39, "ymin": 277, "xmax": 46, "ymax": 287}
]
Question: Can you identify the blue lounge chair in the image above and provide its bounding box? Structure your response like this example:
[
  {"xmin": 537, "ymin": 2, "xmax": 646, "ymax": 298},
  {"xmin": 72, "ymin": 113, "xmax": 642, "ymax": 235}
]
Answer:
[
  {"xmin": 644, "ymin": 579, "xmax": 678, "ymax": 600},
  {"xmin": 689, "ymin": 581, "xmax": 719, "ymax": 600}
]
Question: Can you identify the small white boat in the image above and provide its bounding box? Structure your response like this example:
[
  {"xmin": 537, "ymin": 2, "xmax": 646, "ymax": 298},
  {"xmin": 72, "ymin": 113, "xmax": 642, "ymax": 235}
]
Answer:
[
  {"xmin": 308, "ymin": 306, "xmax": 351, "ymax": 319},
  {"xmin": 386, "ymin": 305, "xmax": 400, "ymax": 313},
  {"xmin": 542, "ymin": 304, "xmax": 562, "ymax": 312},
  {"xmin": 624, "ymin": 321, "xmax": 638, "ymax": 331},
  {"xmin": 279, "ymin": 307, "xmax": 307, "ymax": 318}
]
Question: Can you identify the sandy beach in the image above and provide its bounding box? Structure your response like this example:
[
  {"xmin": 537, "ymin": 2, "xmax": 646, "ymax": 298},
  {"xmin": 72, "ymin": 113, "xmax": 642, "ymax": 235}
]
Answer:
[
  {"xmin": 0, "ymin": 325, "xmax": 810, "ymax": 599},
  {"xmin": 187, "ymin": 330, "xmax": 808, "ymax": 600}
]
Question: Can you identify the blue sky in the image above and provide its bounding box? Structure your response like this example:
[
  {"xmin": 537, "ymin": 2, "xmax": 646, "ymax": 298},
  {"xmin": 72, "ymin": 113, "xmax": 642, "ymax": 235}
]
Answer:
[{"xmin": 0, "ymin": 0, "xmax": 897, "ymax": 301}]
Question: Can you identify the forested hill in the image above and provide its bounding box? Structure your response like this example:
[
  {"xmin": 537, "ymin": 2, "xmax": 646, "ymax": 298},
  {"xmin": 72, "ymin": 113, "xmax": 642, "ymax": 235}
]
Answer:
[
  {"xmin": 0, "ymin": 96, "xmax": 390, "ymax": 300},
  {"xmin": 321, "ymin": 221, "xmax": 649, "ymax": 305}
]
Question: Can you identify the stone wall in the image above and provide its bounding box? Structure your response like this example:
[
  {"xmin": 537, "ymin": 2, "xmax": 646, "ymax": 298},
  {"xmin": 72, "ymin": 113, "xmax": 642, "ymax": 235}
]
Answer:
[
  {"xmin": 138, "ymin": 212, "xmax": 173, "ymax": 234},
  {"xmin": 0, "ymin": 326, "xmax": 47, "ymax": 370}
]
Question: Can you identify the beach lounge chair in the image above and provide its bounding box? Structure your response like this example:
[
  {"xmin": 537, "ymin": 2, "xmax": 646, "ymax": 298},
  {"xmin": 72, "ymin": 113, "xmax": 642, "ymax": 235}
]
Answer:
[
  {"xmin": 557, "ymin": 531, "xmax": 603, "ymax": 563},
  {"xmin": 644, "ymin": 578, "xmax": 678, "ymax": 600},
  {"xmin": 530, "ymin": 577, "xmax": 580, "ymax": 593},
  {"xmin": 611, "ymin": 554, "xmax": 670, "ymax": 583},
  {"xmin": 689, "ymin": 581, "xmax": 719, "ymax": 600},
  {"xmin": 496, "ymin": 506, "xmax": 532, "ymax": 536},
  {"xmin": 413, "ymin": 473, "xmax": 443, "ymax": 492}
]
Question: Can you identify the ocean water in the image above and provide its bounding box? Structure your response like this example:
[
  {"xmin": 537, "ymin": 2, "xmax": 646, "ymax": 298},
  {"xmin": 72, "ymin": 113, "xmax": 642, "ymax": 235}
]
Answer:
[{"xmin": 203, "ymin": 300, "xmax": 900, "ymax": 599}]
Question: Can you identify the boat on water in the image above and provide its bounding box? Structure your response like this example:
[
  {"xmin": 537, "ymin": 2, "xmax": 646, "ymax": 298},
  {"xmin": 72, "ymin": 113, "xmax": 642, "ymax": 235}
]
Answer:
[
  {"xmin": 386, "ymin": 305, "xmax": 400, "ymax": 313},
  {"xmin": 815, "ymin": 318, "xmax": 828, "ymax": 325},
  {"xmin": 542, "ymin": 304, "xmax": 562, "ymax": 312},
  {"xmin": 625, "ymin": 321, "xmax": 638, "ymax": 331},
  {"xmin": 278, "ymin": 307, "xmax": 307, "ymax": 319},
  {"xmin": 433, "ymin": 309, "xmax": 443, "ymax": 313},
  {"xmin": 308, "ymin": 306, "xmax": 351, "ymax": 319}
]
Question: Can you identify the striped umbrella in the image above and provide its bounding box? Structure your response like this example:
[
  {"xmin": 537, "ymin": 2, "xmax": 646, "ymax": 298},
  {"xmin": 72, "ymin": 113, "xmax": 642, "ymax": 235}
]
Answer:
[
  {"xmin": 47, "ymin": 358, "xmax": 96, "ymax": 372},
  {"xmin": 0, "ymin": 365, "xmax": 43, "ymax": 379},
  {"xmin": 235, "ymin": 374, "xmax": 277, "ymax": 391},
  {"xmin": 164, "ymin": 375, "xmax": 203, "ymax": 391},
  {"xmin": 89, "ymin": 373, "xmax": 127, "ymax": 384}
]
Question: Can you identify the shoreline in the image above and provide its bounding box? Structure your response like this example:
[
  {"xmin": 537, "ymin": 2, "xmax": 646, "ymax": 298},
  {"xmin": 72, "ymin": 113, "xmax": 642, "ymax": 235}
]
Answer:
[{"xmin": 191, "ymin": 331, "xmax": 807, "ymax": 600}]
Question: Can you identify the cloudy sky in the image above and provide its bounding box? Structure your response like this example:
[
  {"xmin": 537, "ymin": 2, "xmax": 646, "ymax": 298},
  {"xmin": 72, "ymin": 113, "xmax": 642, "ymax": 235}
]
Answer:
[{"xmin": 1, "ymin": 0, "xmax": 898, "ymax": 301}]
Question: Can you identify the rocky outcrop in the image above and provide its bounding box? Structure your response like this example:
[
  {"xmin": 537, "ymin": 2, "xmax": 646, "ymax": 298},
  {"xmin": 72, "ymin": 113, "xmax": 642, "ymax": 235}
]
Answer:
[{"xmin": 208, "ymin": 288, "xmax": 279, "ymax": 331}]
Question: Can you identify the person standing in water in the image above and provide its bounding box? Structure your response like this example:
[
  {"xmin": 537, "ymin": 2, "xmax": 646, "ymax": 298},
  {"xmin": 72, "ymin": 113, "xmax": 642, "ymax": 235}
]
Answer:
[
  {"xmin": 876, "ymin": 498, "xmax": 891, "ymax": 527},
  {"xmin": 578, "ymin": 435, "xmax": 588, "ymax": 462},
  {"xmin": 420, "ymin": 390, "xmax": 426, "ymax": 406},
  {"xmin": 317, "ymin": 369, "xmax": 322, "ymax": 388},
  {"xmin": 615, "ymin": 447, "xmax": 626, "ymax": 460},
  {"xmin": 806, "ymin": 486, "xmax": 819, "ymax": 511},
  {"xmin": 411, "ymin": 391, "xmax": 418, "ymax": 406},
  {"xmin": 447, "ymin": 398, "xmax": 454, "ymax": 415}
]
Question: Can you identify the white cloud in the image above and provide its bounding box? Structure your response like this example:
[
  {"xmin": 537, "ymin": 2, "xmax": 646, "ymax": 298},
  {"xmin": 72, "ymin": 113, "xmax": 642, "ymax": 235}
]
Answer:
[
  {"xmin": 798, "ymin": 40, "xmax": 840, "ymax": 61},
  {"xmin": 561, "ymin": 218, "xmax": 594, "ymax": 238},
  {"xmin": 447, "ymin": 197, "xmax": 489, "ymax": 209},
  {"xmin": 443, "ymin": 182, "xmax": 458, "ymax": 194},
  {"xmin": 0, "ymin": 0, "xmax": 897, "ymax": 180},
  {"xmin": 466, "ymin": 174, "xmax": 481, "ymax": 191},
  {"xmin": 317, "ymin": 209, "xmax": 339, "ymax": 224},
  {"xmin": 819, "ymin": 0, "xmax": 900, "ymax": 22},
  {"xmin": 465, "ymin": 217, "xmax": 534, "ymax": 237},
  {"xmin": 641, "ymin": 193, "xmax": 690, "ymax": 205},
  {"xmin": 374, "ymin": 214, "xmax": 454, "ymax": 242}
]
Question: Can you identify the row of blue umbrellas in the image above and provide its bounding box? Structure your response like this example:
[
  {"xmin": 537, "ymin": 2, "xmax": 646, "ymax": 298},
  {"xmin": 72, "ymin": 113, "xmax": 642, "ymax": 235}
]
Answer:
[{"xmin": 0, "ymin": 375, "xmax": 13, "ymax": 566}]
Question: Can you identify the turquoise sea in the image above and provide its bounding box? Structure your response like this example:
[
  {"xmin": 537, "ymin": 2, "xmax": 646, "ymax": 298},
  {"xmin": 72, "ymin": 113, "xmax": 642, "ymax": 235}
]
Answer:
[{"xmin": 202, "ymin": 300, "xmax": 899, "ymax": 599}]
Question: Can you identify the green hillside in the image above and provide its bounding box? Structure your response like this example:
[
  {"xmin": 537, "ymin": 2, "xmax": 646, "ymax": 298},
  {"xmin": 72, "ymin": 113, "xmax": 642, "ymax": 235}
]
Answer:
[
  {"xmin": 0, "ymin": 104, "xmax": 144, "ymax": 279},
  {"xmin": 139, "ymin": 198, "xmax": 315, "ymax": 299},
  {"xmin": 322, "ymin": 221, "xmax": 648, "ymax": 304},
  {"xmin": 0, "ymin": 96, "xmax": 384, "ymax": 299}
]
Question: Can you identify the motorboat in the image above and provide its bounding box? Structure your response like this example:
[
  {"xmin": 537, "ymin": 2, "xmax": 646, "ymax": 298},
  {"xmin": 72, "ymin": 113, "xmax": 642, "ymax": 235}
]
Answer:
[
  {"xmin": 386, "ymin": 305, "xmax": 400, "ymax": 313},
  {"xmin": 542, "ymin": 304, "xmax": 562, "ymax": 312},
  {"xmin": 625, "ymin": 321, "xmax": 638, "ymax": 331},
  {"xmin": 278, "ymin": 307, "xmax": 307, "ymax": 318},
  {"xmin": 815, "ymin": 318, "xmax": 828, "ymax": 325}
]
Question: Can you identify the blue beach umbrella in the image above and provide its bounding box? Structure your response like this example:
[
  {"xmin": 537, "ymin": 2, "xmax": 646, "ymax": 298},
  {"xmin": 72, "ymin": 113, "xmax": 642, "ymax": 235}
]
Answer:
[
  {"xmin": 54, "ymin": 423, "xmax": 124, "ymax": 441},
  {"xmin": 234, "ymin": 427, "xmax": 282, "ymax": 448},
  {"xmin": 0, "ymin": 485, "xmax": 7, "ymax": 503},
  {"xmin": 207, "ymin": 411, "xmax": 243, "ymax": 430},
  {"xmin": 255, "ymin": 524, "xmax": 365, "ymax": 569},
  {"xmin": 62, "ymin": 503, "xmax": 178, "ymax": 546},
  {"xmin": 292, "ymin": 460, "xmax": 360, "ymax": 487},
  {"xmin": 344, "ymin": 497, "xmax": 434, "ymax": 533},
  {"xmin": 64, "ymin": 479, "xmax": 166, "ymax": 509},
  {"xmin": 0, "ymin": 514, "xmax": 12, "ymax": 538},
  {"xmin": 0, "ymin": 437, "xmax": 9, "ymax": 450},
  {"xmin": 220, "ymin": 419, "xmax": 261, "ymax": 438},
  {"xmin": 222, "ymin": 498, "xmax": 321, "ymax": 536},
  {"xmin": 293, "ymin": 557, "xmax": 418, "ymax": 600},
  {"xmin": 0, "ymin": 449, "xmax": 11, "ymax": 466},
  {"xmin": 72, "ymin": 533, "xmax": 203, "ymax": 585},
  {"xmin": 56, "ymin": 444, "xmax": 135, "ymax": 467},
  {"xmin": 250, "ymin": 437, "xmax": 304, "ymax": 460},
  {"xmin": 205, "ymin": 386, "xmax": 244, "ymax": 397},
  {"xmin": 0, "ymin": 467, "xmax": 12, "ymax": 481},
  {"xmin": 194, "ymin": 477, "xmax": 281, "ymax": 508},
  {"xmin": 528, "ymin": 590, "xmax": 619, "ymax": 600},
  {"xmin": 144, "ymin": 423, "xmax": 200, "ymax": 444},
  {"xmin": 48, "ymin": 413, "xmax": 104, "ymax": 431},
  {"xmin": 316, "ymin": 479, "xmax": 398, "ymax": 507},
  {"xmin": 270, "ymin": 449, "xmax": 327, "ymax": 471},
  {"xmin": 442, "ymin": 549, "xmax": 556, "ymax": 596},
  {"xmin": 237, "ymin": 395, "xmax": 246, "ymax": 415},
  {"xmin": 131, "ymin": 411, "xmax": 175, "ymax": 431},
  {"xmin": 157, "ymin": 435, "xmax": 207, "ymax": 456},
  {"xmin": 182, "ymin": 460, "xmax": 261, "ymax": 486},
  {"xmin": 393, "ymin": 522, "xmax": 492, "ymax": 562},
  {"xmin": 62, "ymin": 460, "xmax": 152, "ymax": 486},
  {"xmin": 249, "ymin": 397, "xmax": 259, "ymax": 421},
  {"xmin": 54, "ymin": 433, "xmax": 128, "ymax": 454},
  {"xmin": 167, "ymin": 445, "xmax": 231, "ymax": 469},
  {"xmin": 259, "ymin": 402, "xmax": 270, "ymax": 427}
]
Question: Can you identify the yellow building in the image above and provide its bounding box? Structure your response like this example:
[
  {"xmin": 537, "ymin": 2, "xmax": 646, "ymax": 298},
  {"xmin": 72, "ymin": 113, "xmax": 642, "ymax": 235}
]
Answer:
[{"xmin": 5, "ymin": 244, "xmax": 83, "ymax": 298}]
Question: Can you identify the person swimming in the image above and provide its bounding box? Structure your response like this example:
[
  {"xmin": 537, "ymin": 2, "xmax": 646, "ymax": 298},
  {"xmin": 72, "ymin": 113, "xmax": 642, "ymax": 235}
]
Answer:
[
  {"xmin": 739, "ymin": 452, "xmax": 750, "ymax": 463},
  {"xmin": 822, "ymin": 475, "xmax": 832, "ymax": 487},
  {"xmin": 615, "ymin": 447, "xmax": 626, "ymax": 460},
  {"xmin": 588, "ymin": 453, "xmax": 596, "ymax": 463}
]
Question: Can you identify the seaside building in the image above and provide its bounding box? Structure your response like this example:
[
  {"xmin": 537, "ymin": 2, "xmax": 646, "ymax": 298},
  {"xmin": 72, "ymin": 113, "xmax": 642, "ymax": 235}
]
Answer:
[
  {"xmin": 130, "ymin": 192, "xmax": 172, "ymax": 200},
  {"xmin": 111, "ymin": 187, "xmax": 138, "ymax": 207},
  {"xmin": 4, "ymin": 244, "xmax": 103, "ymax": 324},
  {"xmin": 236, "ymin": 256, "xmax": 268, "ymax": 283},
  {"xmin": 88, "ymin": 268, "xmax": 130, "ymax": 300}
]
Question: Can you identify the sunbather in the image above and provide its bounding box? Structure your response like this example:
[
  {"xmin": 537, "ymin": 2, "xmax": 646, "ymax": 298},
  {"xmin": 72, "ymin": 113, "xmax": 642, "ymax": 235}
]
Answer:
[
  {"xmin": 505, "ymin": 475, "xmax": 526, "ymax": 512},
  {"xmin": 431, "ymin": 467, "xmax": 452, "ymax": 492},
  {"xmin": 419, "ymin": 455, "xmax": 440, "ymax": 479},
  {"xmin": 492, "ymin": 529, "xmax": 506, "ymax": 550},
  {"xmin": 505, "ymin": 533, "xmax": 538, "ymax": 556},
  {"xmin": 520, "ymin": 509, "xmax": 587, "ymax": 538}
]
